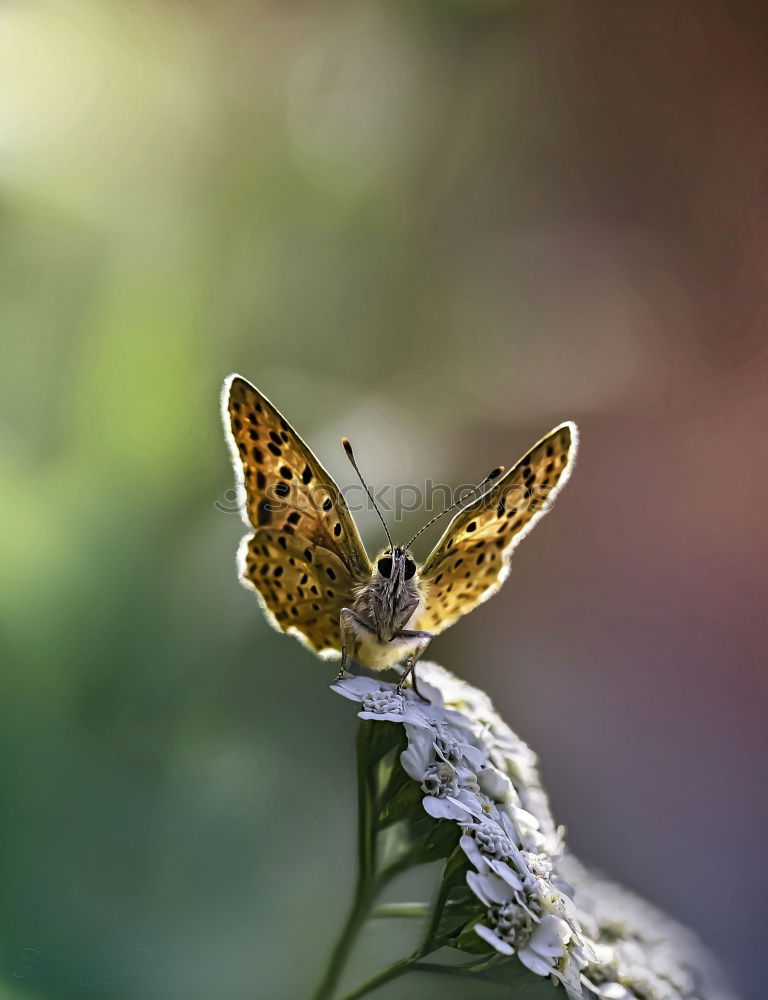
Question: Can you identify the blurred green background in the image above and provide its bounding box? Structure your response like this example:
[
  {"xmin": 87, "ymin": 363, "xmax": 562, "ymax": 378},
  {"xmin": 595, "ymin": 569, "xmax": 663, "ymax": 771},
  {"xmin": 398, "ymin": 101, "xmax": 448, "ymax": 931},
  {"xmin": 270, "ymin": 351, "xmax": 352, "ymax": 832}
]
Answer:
[{"xmin": 1, "ymin": 1, "xmax": 766, "ymax": 998}]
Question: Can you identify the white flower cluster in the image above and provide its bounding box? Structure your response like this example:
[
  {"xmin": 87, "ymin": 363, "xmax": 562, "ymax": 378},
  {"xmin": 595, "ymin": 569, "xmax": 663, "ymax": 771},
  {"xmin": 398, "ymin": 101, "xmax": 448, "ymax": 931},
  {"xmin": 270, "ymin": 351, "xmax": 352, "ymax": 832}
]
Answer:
[
  {"xmin": 332, "ymin": 663, "xmax": 735, "ymax": 1000},
  {"xmin": 334, "ymin": 663, "xmax": 581, "ymax": 987},
  {"xmin": 561, "ymin": 857, "xmax": 738, "ymax": 1000}
]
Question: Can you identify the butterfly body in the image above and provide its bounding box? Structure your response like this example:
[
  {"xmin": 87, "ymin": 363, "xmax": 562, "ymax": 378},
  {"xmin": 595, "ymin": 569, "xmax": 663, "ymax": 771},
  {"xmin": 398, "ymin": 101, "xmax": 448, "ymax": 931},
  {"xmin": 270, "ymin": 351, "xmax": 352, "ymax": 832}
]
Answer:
[
  {"xmin": 342, "ymin": 609, "xmax": 426, "ymax": 671},
  {"xmin": 342, "ymin": 546, "xmax": 429, "ymax": 671},
  {"xmin": 223, "ymin": 374, "xmax": 577, "ymax": 690}
]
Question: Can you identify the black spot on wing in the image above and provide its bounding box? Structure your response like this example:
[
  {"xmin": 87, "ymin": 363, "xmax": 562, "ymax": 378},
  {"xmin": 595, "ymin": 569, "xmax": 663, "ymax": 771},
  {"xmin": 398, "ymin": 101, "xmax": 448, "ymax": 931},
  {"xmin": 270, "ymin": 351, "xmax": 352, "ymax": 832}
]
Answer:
[{"xmin": 257, "ymin": 500, "xmax": 271, "ymax": 526}]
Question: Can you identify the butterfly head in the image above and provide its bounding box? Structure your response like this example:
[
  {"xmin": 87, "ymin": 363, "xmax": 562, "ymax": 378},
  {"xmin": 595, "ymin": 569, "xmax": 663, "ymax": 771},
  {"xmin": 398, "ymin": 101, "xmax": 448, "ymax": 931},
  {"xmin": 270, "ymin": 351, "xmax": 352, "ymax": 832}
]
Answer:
[
  {"xmin": 342, "ymin": 436, "xmax": 517, "ymax": 644},
  {"xmin": 367, "ymin": 545, "xmax": 421, "ymax": 642},
  {"xmin": 376, "ymin": 546, "xmax": 417, "ymax": 586}
]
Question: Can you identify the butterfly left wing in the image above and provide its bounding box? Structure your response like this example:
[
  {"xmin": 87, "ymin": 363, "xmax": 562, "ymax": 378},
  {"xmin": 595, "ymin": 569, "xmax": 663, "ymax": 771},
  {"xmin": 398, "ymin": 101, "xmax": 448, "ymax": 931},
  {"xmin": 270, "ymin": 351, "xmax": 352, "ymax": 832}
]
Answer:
[
  {"xmin": 416, "ymin": 422, "xmax": 577, "ymax": 635},
  {"xmin": 224, "ymin": 374, "xmax": 372, "ymax": 657},
  {"xmin": 241, "ymin": 527, "xmax": 359, "ymax": 656}
]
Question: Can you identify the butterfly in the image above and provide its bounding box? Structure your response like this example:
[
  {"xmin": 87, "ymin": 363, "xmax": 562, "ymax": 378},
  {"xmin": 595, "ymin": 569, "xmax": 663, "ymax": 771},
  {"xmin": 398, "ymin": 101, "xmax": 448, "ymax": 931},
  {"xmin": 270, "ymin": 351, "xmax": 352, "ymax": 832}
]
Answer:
[{"xmin": 223, "ymin": 374, "xmax": 577, "ymax": 695}]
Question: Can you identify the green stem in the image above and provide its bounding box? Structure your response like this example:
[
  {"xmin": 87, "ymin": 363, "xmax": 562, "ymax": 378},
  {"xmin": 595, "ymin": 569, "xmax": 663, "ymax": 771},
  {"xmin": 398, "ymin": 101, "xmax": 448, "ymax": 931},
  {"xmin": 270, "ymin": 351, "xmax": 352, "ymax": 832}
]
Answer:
[
  {"xmin": 334, "ymin": 875, "xmax": 456, "ymax": 999},
  {"xmin": 313, "ymin": 728, "xmax": 468, "ymax": 999},
  {"xmin": 411, "ymin": 957, "xmax": 495, "ymax": 975},
  {"xmin": 358, "ymin": 728, "xmax": 378, "ymax": 883},
  {"xmin": 418, "ymin": 861, "xmax": 452, "ymax": 951},
  {"xmin": 371, "ymin": 902, "xmax": 430, "ymax": 919},
  {"xmin": 312, "ymin": 874, "xmax": 376, "ymax": 1000},
  {"xmin": 336, "ymin": 952, "xmax": 419, "ymax": 1000},
  {"xmin": 337, "ymin": 948, "xmax": 497, "ymax": 999},
  {"xmin": 312, "ymin": 727, "xmax": 379, "ymax": 1000}
]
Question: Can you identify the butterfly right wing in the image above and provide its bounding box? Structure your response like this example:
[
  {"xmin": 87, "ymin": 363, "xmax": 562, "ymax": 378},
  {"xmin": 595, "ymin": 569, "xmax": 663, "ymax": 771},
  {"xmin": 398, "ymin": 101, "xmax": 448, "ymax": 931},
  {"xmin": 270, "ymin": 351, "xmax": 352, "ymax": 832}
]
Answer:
[
  {"xmin": 223, "ymin": 374, "xmax": 372, "ymax": 657},
  {"xmin": 416, "ymin": 422, "xmax": 577, "ymax": 635}
]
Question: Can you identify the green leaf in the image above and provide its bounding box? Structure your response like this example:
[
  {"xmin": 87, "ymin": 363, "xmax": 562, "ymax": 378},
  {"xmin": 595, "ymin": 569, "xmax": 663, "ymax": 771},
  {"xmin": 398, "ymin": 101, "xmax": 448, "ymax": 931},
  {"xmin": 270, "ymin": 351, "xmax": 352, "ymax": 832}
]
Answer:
[
  {"xmin": 379, "ymin": 778, "xmax": 423, "ymax": 824},
  {"xmin": 435, "ymin": 894, "xmax": 483, "ymax": 939},
  {"xmin": 475, "ymin": 960, "xmax": 565, "ymax": 997},
  {"xmin": 378, "ymin": 751, "xmax": 412, "ymax": 804},
  {"xmin": 442, "ymin": 843, "xmax": 472, "ymax": 885},
  {"xmin": 357, "ymin": 719, "xmax": 404, "ymax": 766},
  {"xmin": 455, "ymin": 914, "xmax": 496, "ymax": 954},
  {"xmin": 419, "ymin": 817, "xmax": 461, "ymax": 860}
]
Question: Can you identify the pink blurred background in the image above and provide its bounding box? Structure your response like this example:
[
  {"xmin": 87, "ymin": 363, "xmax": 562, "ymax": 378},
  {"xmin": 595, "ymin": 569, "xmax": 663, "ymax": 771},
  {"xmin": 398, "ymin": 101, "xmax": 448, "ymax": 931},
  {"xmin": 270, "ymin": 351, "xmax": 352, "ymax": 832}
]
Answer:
[{"xmin": 1, "ymin": 2, "xmax": 766, "ymax": 998}]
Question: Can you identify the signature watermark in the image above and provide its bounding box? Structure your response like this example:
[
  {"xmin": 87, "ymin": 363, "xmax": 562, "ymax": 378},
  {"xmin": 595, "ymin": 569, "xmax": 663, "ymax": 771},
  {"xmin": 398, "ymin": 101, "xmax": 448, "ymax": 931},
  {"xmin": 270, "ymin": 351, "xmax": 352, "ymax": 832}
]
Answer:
[
  {"xmin": 12, "ymin": 947, "xmax": 180, "ymax": 990},
  {"xmin": 213, "ymin": 481, "xmax": 555, "ymax": 522}
]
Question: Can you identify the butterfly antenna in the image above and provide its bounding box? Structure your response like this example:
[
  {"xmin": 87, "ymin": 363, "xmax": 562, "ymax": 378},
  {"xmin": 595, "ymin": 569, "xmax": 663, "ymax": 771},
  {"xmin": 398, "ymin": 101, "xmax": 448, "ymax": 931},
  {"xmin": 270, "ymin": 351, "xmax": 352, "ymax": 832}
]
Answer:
[
  {"xmin": 404, "ymin": 465, "xmax": 505, "ymax": 550},
  {"xmin": 342, "ymin": 438, "xmax": 394, "ymax": 550}
]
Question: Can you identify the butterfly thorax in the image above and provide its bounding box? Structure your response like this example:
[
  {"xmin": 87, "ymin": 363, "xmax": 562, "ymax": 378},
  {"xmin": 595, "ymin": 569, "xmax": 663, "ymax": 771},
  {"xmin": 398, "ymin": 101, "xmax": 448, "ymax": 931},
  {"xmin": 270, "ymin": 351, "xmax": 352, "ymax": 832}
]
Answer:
[{"xmin": 352, "ymin": 546, "xmax": 422, "ymax": 643}]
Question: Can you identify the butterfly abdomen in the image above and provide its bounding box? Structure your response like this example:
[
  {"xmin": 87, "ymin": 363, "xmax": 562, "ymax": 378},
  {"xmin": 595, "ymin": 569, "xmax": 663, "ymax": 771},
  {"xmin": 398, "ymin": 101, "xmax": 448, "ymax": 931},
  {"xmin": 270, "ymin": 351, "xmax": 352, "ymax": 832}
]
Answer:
[
  {"xmin": 351, "ymin": 622, "xmax": 425, "ymax": 671},
  {"xmin": 347, "ymin": 590, "xmax": 426, "ymax": 671}
]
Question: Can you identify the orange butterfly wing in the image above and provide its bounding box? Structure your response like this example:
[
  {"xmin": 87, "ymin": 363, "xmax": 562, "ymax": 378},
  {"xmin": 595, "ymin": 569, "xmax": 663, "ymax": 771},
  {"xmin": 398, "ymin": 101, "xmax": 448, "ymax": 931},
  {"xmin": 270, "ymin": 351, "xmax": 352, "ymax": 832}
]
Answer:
[
  {"xmin": 224, "ymin": 375, "xmax": 371, "ymax": 657},
  {"xmin": 417, "ymin": 423, "xmax": 577, "ymax": 635}
]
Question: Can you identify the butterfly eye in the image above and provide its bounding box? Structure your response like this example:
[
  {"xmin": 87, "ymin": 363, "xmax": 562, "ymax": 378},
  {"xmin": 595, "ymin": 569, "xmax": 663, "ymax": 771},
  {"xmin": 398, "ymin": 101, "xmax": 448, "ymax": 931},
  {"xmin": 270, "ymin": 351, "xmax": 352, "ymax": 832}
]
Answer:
[
  {"xmin": 404, "ymin": 558, "xmax": 416, "ymax": 580},
  {"xmin": 377, "ymin": 557, "xmax": 393, "ymax": 578}
]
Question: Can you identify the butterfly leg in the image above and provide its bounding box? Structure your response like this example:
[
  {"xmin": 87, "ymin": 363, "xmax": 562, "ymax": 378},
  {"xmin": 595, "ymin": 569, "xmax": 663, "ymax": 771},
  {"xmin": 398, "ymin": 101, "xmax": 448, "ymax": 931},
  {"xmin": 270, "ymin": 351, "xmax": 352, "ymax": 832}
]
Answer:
[
  {"xmin": 335, "ymin": 607, "xmax": 373, "ymax": 681},
  {"xmin": 410, "ymin": 664, "xmax": 430, "ymax": 703},
  {"xmin": 395, "ymin": 630, "xmax": 433, "ymax": 699},
  {"xmin": 336, "ymin": 608, "xmax": 354, "ymax": 681}
]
